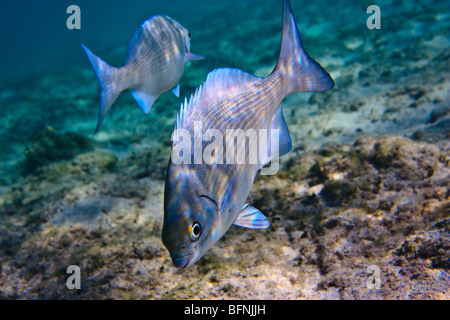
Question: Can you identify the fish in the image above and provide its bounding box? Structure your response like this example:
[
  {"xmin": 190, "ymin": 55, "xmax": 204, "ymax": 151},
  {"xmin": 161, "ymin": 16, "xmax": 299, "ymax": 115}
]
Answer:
[
  {"xmin": 162, "ymin": 0, "xmax": 334, "ymax": 269},
  {"xmin": 81, "ymin": 15, "xmax": 204, "ymax": 132}
]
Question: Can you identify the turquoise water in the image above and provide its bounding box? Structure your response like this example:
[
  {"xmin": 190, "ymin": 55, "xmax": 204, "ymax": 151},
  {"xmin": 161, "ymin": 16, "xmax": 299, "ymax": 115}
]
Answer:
[
  {"xmin": 0, "ymin": 0, "xmax": 448, "ymax": 184},
  {"xmin": 0, "ymin": 0, "xmax": 448, "ymax": 299}
]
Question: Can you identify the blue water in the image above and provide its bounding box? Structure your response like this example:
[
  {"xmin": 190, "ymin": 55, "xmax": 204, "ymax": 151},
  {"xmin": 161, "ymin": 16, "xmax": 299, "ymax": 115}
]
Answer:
[{"xmin": 0, "ymin": 0, "xmax": 202, "ymax": 82}]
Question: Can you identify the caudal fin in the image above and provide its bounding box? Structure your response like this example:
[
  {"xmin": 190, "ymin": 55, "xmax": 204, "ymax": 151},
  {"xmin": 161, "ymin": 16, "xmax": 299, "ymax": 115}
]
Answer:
[
  {"xmin": 274, "ymin": 0, "xmax": 334, "ymax": 94},
  {"xmin": 81, "ymin": 43, "xmax": 123, "ymax": 132}
]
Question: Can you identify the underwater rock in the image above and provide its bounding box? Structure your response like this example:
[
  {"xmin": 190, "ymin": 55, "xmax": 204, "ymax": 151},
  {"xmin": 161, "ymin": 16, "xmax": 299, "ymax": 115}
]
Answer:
[
  {"xmin": 395, "ymin": 229, "xmax": 450, "ymax": 270},
  {"xmin": 320, "ymin": 180, "xmax": 357, "ymax": 206},
  {"xmin": 1, "ymin": 135, "xmax": 448, "ymax": 299},
  {"xmin": 116, "ymin": 146, "xmax": 170, "ymax": 181},
  {"xmin": 73, "ymin": 152, "xmax": 117, "ymax": 173},
  {"xmin": 9, "ymin": 112, "xmax": 46, "ymax": 142},
  {"xmin": 429, "ymin": 107, "xmax": 450, "ymax": 124},
  {"xmin": 23, "ymin": 127, "xmax": 92, "ymax": 175}
]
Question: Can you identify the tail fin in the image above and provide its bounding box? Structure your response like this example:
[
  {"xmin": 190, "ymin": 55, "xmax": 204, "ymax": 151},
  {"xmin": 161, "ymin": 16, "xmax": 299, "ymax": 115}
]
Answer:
[
  {"xmin": 81, "ymin": 43, "xmax": 123, "ymax": 132},
  {"xmin": 274, "ymin": 0, "xmax": 334, "ymax": 94}
]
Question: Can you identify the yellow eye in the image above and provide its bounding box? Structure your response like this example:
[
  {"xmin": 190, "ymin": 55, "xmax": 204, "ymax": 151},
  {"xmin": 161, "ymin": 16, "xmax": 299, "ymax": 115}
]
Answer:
[{"xmin": 189, "ymin": 222, "xmax": 201, "ymax": 241}]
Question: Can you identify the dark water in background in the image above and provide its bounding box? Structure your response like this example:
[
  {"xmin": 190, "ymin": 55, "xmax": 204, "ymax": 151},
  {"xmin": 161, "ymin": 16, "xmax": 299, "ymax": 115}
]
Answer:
[
  {"xmin": 0, "ymin": 0, "xmax": 448, "ymax": 184},
  {"xmin": 0, "ymin": 0, "xmax": 379, "ymax": 82},
  {"xmin": 0, "ymin": 0, "xmax": 200, "ymax": 82},
  {"xmin": 0, "ymin": 0, "xmax": 285, "ymax": 82}
]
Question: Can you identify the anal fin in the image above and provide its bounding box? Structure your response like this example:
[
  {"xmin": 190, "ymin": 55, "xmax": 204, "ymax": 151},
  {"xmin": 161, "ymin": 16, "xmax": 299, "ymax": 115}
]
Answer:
[
  {"xmin": 260, "ymin": 104, "xmax": 292, "ymax": 167},
  {"xmin": 172, "ymin": 83, "xmax": 180, "ymax": 98},
  {"xmin": 131, "ymin": 90, "xmax": 157, "ymax": 114},
  {"xmin": 271, "ymin": 105, "xmax": 292, "ymax": 157}
]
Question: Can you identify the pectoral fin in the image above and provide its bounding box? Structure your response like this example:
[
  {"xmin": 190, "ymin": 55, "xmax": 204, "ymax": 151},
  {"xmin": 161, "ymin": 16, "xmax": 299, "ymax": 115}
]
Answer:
[
  {"xmin": 233, "ymin": 204, "xmax": 270, "ymax": 229},
  {"xmin": 185, "ymin": 52, "xmax": 205, "ymax": 62}
]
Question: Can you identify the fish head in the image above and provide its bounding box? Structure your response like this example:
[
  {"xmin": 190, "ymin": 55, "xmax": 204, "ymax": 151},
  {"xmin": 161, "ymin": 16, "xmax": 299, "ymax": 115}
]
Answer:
[
  {"xmin": 160, "ymin": 16, "xmax": 196, "ymax": 57},
  {"xmin": 162, "ymin": 167, "xmax": 219, "ymax": 269},
  {"xmin": 167, "ymin": 18, "xmax": 191, "ymax": 53},
  {"xmin": 179, "ymin": 26, "xmax": 204, "ymax": 62},
  {"xmin": 181, "ymin": 27, "xmax": 192, "ymax": 53}
]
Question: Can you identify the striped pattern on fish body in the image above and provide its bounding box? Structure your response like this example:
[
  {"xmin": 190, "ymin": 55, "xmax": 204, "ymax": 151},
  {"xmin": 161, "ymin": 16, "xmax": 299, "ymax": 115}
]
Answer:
[
  {"xmin": 81, "ymin": 15, "xmax": 204, "ymax": 132},
  {"xmin": 164, "ymin": 71, "xmax": 282, "ymax": 267},
  {"xmin": 163, "ymin": 0, "xmax": 334, "ymax": 269},
  {"xmin": 125, "ymin": 16, "xmax": 187, "ymax": 97}
]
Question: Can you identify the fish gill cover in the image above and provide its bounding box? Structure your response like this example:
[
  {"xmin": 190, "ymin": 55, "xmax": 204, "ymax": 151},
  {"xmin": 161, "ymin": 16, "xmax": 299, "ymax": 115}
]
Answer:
[{"xmin": 0, "ymin": 0, "xmax": 449, "ymax": 300}]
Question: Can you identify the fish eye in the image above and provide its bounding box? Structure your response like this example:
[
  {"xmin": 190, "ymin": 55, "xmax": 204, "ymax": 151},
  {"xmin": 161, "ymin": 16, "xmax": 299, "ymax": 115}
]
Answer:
[
  {"xmin": 189, "ymin": 222, "xmax": 202, "ymax": 241},
  {"xmin": 188, "ymin": 32, "xmax": 191, "ymax": 38}
]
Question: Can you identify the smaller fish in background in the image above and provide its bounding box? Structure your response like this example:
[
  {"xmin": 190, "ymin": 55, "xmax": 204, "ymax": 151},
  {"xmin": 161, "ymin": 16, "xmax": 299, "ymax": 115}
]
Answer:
[{"xmin": 81, "ymin": 15, "xmax": 204, "ymax": 132}]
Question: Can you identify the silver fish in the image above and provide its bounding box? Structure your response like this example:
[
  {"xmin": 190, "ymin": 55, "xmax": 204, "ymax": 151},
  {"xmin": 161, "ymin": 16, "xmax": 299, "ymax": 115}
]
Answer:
[
  {"xmin": 162, "ymin": 0, "xmax": 334, "ymax": 269},
  {"xmin": 81, "ymin": 15, "xmax": 204, "ymax": 132}
]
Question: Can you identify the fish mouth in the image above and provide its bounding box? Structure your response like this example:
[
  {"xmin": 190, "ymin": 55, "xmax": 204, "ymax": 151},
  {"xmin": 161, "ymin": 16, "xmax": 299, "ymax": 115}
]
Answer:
[{"xmin": 172, "ymin": 255, "xmax": 192, "ymax": 269}]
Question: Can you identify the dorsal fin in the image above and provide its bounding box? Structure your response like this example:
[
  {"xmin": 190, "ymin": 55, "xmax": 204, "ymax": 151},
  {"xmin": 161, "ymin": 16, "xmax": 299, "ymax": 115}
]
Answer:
[
  {"xmin": 174, "ymin": 68, "xmax": 261, "ymax": 134},
  {"xmin": 200, "ymin": 68, "xmax": 261, "ymax": 100},
  {"xmin": 174, "ymin": 85, "xmax": 203, "ymax": 137}
]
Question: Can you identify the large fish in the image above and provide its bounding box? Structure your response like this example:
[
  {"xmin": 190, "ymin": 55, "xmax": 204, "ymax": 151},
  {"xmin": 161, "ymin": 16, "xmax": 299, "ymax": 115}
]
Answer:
[
  {"xmin": 162, "ymin": 0, "xmax": 334, "ymax": 269},
  {"xmin": 81, "ymin": 15, "xmax": 204, "ymax": 132}
]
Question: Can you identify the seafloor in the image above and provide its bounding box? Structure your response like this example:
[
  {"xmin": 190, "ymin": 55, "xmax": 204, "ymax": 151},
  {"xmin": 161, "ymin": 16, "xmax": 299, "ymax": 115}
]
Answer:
[{"xmin": 0, "ymin": 0, "xmax": 449, "ymax": 299}]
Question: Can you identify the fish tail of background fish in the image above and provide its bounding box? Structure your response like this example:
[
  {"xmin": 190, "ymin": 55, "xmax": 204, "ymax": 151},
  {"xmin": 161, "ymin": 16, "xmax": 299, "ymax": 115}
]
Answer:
[
  {"xmin": 81, "ymin": 44, "xmax": 134, "ymax": 133},
  {"xmin": 272, "ymin": 0, "xmax": 334, "ymax": 96}
]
